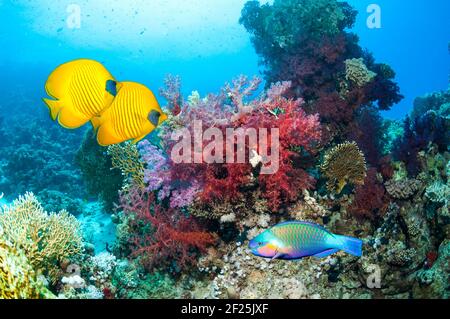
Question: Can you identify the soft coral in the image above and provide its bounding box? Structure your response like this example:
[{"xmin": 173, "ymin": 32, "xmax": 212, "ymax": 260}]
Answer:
[{"xmin": 120, "ymin": 188, "xmax": 216, "ymax": 272}]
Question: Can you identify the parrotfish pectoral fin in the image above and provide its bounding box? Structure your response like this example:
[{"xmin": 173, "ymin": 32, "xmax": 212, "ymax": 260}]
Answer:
[
  {"xmin": 43, "ymin": 98, "xmax": 62, "ymax": 121},
  {"xmin": 335, "ymin": 235, "xmax": 363, "ymax": 257},
  {"xmin": 271, "ymin": 251, "xmax": 285, "ymax": 261},
  {"xmin": 312, "ymin": 249, "xmax": 339, "ymax": 259}
]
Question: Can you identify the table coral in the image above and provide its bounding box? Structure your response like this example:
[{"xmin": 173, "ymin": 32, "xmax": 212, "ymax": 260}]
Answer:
[{"xmin": 321, "ymin": 141, "xmax": 367, "ymax": 194}]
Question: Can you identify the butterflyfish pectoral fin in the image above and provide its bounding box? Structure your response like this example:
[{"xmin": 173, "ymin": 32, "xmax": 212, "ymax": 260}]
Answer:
[
  {"xmin": 96, "ymin": 122, "xmax": 123, "ymax": 147},
  {"xmin": 90, "ymin": 117, "xmax": 101, "ymax": 133},
  {"xmin": 312, "ymin": 249, "xmax": 339, "ymax": 259},
  {"xmin": 43, "ymin": 98, "xmax": 62, "ymax": 121}
]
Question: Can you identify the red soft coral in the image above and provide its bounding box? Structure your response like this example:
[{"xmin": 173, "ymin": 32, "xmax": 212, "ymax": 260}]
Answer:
[
  {"xmin": 241, "ymin": 88, "xmax": 322, "ymax": 211},
  {"xmin": 348, "ymin": 168, "xmax": 388, "ymax": 221},
  {"xmin": 120, "ymin": 188, "xmax": 216, "ymax": 272}
]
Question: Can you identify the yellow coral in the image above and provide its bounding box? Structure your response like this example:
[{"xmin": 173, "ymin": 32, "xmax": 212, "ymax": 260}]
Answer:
[
  {"xmin": 0, "ymin": 238, "xmax": 55, "ymax": 299},
  {"xmin": 321, "ymin": 142, "xmax": 367, "ymax": 194},
  {"xmin": 107, "ymin": 142, "xmax": 145, "ymax": 190},
  {"xmin": 0, "ymin": 192, "xmax": 83, "ymax": 282}
]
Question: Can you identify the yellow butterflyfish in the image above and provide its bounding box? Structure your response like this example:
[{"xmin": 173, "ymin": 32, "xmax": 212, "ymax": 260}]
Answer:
[
  {"xmin": 43, "ymin": 59, "xmax": 117, "ymax": 129},
  {"xmin": 91, "ymin": 81, "xmax": 168, "ymax": 146}
]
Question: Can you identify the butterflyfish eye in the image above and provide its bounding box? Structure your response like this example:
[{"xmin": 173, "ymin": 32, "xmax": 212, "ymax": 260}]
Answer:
[
  {"xmin": 149, "ymin": 110, "xmax": 161, "ymax": 126},
  {"xmin": 105, "ymin": 80, "xmax": 118, "ymax": 97}
]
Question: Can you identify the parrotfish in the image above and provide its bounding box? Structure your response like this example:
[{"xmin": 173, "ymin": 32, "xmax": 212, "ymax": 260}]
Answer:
[
  {"xmin": 249, "ymin": 221, "xmax": 363, "ymax": 260},
  {"xmin": 43, "ymin": 59, "xmax": 167, "ymax": 146}
]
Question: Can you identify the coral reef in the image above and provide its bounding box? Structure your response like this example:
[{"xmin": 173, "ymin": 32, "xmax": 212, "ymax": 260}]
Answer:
[
  {"xmin": 321, "ymin": 142, "xmax": 367, "ymax": 194},
  {"xmin": 240, "ymin": 0, "xmax": 403, "ymax": 148},
  {"xmin": 0, "ymin": 0, "xmax": 448, "ymax": 301}
]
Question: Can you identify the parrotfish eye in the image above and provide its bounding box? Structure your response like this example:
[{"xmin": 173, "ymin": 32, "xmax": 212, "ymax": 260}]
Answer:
[{"xmin": 148, "ymin": 110, "xmax": 161, "ymax": 126}]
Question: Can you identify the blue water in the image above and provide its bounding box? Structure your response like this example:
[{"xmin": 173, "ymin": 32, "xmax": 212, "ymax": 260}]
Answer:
[{"xmin": 0, "ymin": 0, "xmax": 449, "ymax": 119}]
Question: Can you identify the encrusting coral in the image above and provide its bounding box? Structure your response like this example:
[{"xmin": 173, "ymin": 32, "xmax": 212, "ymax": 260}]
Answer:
[
  {"xmin": 0, "ymin": 192, "xmax": 83, "ymax": 282},
  {"xmin": 321, "ymin": 141, "xmax": 367, "ymax": 194}
]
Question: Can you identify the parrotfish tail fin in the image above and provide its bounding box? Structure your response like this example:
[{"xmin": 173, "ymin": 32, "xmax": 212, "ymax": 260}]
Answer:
[
  {"xmin": 336, "ymin": 235, "xmax": 363, "ymax": 257},
  {"xmin": 43, "ymin": 98, "xmax": 62, "ymax": 121}
]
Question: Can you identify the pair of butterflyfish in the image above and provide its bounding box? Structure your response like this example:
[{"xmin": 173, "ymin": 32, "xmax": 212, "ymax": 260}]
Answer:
[{"xmin": 43, "ymin": 59, "xmax": 167, "ymax": 146}]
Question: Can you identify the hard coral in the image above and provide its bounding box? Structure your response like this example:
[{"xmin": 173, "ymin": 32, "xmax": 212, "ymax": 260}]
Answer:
[
  {"xmin": 385, "ymin": 178, "xmax": 421, "ymax": 200},
  {"xmin": 108, "ymin": 142, "xmax": 146, "ymax": 190},
  {"xmin": 0, "ymin": 192, "xmax": 83, "ymax": 282},
  {"xmin": 321, "ymin": 142, "xmax": 367, "ymax": 194},
  {"xmin": 0, "ymin": 238, "xmax": 55, "ymax": 299},
  {"xmin": 344, "ymin": 58, "xmax": 377, "ymax": 88}
]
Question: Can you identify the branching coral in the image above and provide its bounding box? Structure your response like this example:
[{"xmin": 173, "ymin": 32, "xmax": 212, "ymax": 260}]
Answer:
[
  {"xmin": 321, "ymin": 142, "xmax": 367, "ymax": 194},
  {"xmin": 425, "ymin": 181, "xmax": 450, "ymax": 204},
  {"xmin": 108, "ymin": 142, "xmax": 146, "ymax": 190},
  {"xmin": 0, "ymin": 238, "xmax": 54, "ymax": 299},
  {"xmin": 0, "ymin": 192, "xmax": 83, "ymax": 282}
]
